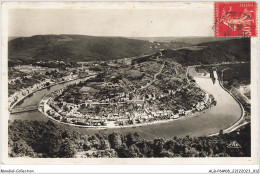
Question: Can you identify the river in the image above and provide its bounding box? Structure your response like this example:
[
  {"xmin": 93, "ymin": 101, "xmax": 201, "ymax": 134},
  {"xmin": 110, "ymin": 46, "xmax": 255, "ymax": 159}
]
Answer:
[{"xmin": 9, "ymin": 71, "xmax": 242, "ymax": 139}]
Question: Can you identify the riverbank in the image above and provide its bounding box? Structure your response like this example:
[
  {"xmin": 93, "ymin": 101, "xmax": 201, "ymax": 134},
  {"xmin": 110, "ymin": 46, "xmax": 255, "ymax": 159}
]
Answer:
[
  {"xmin": 39, "ymin": 103, "xmax": 212, "ymax": 130},
  {"xmin": 208, "ymin": 71, "xmax": 245, "ymax": 136},
  {"xmin": 9, "ymin": 80, "xmax": 75, "ymax": 109},
  {"xmin": 9, "ymin": 74, "xmax": 97, "ymax": 110},
  {"xmin": 36, "ymin": 68, "xmax": 220, "ymax": 130},
  {"xmin": 38, "ymin": 92, "xmax": 214, "ymax": 130}
]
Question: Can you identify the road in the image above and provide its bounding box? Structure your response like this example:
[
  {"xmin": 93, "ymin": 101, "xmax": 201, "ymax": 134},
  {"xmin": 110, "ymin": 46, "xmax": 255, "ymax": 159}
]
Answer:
[{"xmin": 141, "ymin": 61, "xmax": 165, "ymax": 89}]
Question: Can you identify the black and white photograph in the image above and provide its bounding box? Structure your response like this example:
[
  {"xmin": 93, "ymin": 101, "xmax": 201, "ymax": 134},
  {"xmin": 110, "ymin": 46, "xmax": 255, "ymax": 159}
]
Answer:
[{"xmin": 1, "ymin": 1, "xmax": 258, "ymax": 169}]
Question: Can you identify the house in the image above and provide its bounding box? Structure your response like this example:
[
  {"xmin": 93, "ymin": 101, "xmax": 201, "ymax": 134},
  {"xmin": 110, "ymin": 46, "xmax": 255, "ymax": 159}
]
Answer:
[
  {"xmin": 185, "ymin": 110, "xmax": 193, "ymax": 115},
  {"xmin": 53, "ymin": 112, "xmax": 61, "ymax": 120},
  {"xmin": 157, "ymin": 111, "xmax": 164, "ymax": 117},
  {"xmin": 151, "ymin": 111, "xmax": 158, "ymax": 117},
  {"xmin": 107, "ymin": 83, "xmax": 119, "ymax": 88},
  {"xmin": 165, "ymin": 110, "xmax": 173, "ymax": 116},
  {"xmin": 113, "ymin": 113, "xmax": 119, "ymax": 117},
  {"xmin": 178, "ymin": 109, "xmax": 185, "ymax": 114},
  {"xmin": 173, "ymin": 114, "xmax": 179, "ymax": 119}
]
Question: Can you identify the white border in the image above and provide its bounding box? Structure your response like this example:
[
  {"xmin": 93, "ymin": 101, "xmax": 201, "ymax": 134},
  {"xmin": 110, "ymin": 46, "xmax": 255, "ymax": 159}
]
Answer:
[{"xmin": 1, "ymin": 1, "xmax": 259, "ymax": 167}]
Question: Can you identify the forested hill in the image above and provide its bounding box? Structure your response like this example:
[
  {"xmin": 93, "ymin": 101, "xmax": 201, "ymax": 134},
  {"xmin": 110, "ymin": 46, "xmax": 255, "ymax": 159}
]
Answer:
[
  {"xmin": 8, "ymin": 35, "xmax": 191, "ymax": 62},
  {"xmin": 9, "ymin": 120, "xmax": 250, "ymax": 158},
  {"xmin": 161, "ymin": 38, "xmax": 250, "ymax": 66}
]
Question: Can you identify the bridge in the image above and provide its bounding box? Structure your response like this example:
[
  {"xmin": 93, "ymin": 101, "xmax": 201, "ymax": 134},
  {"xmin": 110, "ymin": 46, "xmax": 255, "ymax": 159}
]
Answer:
[{"xmin": 10, "ymin": 104, "xmax": 38, "ymax": 114}]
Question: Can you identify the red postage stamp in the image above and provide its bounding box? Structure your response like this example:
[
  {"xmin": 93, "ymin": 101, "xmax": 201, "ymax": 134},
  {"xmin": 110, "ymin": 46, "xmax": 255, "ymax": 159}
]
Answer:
[{"xmin": 215, "ymin": 1, "xmax": 257, "ymax": 37}]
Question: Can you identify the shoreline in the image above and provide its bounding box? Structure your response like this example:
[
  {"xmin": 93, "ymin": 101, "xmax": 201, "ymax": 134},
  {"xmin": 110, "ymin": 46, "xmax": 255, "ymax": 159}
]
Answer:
[
  {"xmin": 37, "ymin": 65, "xmax": 215, "ymax": 130},
  {"xmin": 9, "ymin": 74, "xmax": 96, "ymax": 110},
  {"xmin": 38, "ymin": 101, "xmax": 212, "ymax": 129},
  {"xmin": 37, "ymin": 68, "xmax": 242, "ymax": 134},
  {"xmin": 208, "ymin": 70, "xmax": 245, "ymax": 136},
  {"xmin": 38, "ymin": 76, "xmax": 214, "ymax": 130}
]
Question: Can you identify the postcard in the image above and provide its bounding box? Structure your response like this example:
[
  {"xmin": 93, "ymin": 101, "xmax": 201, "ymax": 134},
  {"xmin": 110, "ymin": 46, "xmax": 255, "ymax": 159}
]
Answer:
[{"xmin": 1, "ymin": 1, "xmax": 258, "ymax": 165}]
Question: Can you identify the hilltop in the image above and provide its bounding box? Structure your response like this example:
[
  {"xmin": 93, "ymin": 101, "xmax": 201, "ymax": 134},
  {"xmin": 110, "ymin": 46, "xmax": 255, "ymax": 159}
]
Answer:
[
  {"xmin": 130, "ymin": 37, "xmax": 234, "ymax": 44},
  {"xmin": 161, "ymin": 38, "xmax": 250, "ymax": 66},
  {"xmin": 8, "ymin": 35, "xmax": 250, "ymax": 65},
  {"xmin": 8, "ymin": 35, "xmax": 191, "ymax": 62}
]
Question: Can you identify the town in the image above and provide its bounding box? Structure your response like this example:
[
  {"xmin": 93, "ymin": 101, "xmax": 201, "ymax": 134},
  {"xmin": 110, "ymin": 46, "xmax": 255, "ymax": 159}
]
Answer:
[{"xmin": 36, "ymin": 56, "xmax": 216, "ymax": 128}]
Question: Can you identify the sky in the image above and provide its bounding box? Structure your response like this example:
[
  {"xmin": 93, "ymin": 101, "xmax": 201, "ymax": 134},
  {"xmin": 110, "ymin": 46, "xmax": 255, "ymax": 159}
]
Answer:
[{"xmin": 8, "ymin": 7, "xmax": 214, "ymax": 37}]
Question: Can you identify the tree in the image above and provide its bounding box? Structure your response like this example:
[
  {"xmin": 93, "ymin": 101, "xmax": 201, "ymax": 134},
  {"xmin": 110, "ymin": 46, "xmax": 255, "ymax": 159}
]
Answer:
[
  {"xmin": 153, "ymin": 138, "xmax": 166, "ymax": 157},
  {"xmin": 12, "ymin": 139, "xmax": 35, "ymax": 157},
  {"xmin": 42, "ymin": 132, "xmax": 62, "ymax": 157},
  {"xmin": 63, "ymin": 105, "xmax": 69, "ymax": 112},
  {"xmin": 83, "ymin": 141, "xmax": 91, "ymax": 151},
  {"xmin": 80, "ymin": 104, "xmax": 86, "ymax": 109},
  {"xmin": 129, "ymin": 93, "xmax": 134, "ymax": 100},
  {"xmin": 128, "ymin": 144, "xmax": 141, "ymax": 157},
  {"xmin": 59, "ymin": 138, "xmax": 76, "ymax": 158},
  {"xmin": 108, "ymin": 132, "xmax": 122, "ymax": 149},
  {"xmin": 95, "ymin": 105, "xmax": 101, "ymax": 114},
  {"xmin": 8, "ymin": 120, "xmax": 251, "ymax": 158},
  {"xmin": 160, "ymin": 150, "xmax": 174, "ymax": 157},
  {"xmin": 125, "ymin": 132, "xmax": 139, "ymax": 147},
  {"xmin": 219, "ymin": 129, "xmax": 224, "ymax": 136},
  {"xmin": 100, "ymin": 140, "xmax": 111, "ymax": 150}
]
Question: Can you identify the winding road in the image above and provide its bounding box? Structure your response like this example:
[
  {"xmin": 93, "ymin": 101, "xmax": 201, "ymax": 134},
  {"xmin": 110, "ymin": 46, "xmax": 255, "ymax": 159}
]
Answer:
[{"xmin": 141, "ymin": 61, "xmax": 165, "ymax": 89}]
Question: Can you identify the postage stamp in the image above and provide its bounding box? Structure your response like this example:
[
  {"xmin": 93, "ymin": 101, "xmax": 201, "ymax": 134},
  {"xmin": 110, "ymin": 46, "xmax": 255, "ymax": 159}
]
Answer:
[{"xmin": 215, "ymin": 1, "xmax": 257, "ymax": 37}]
